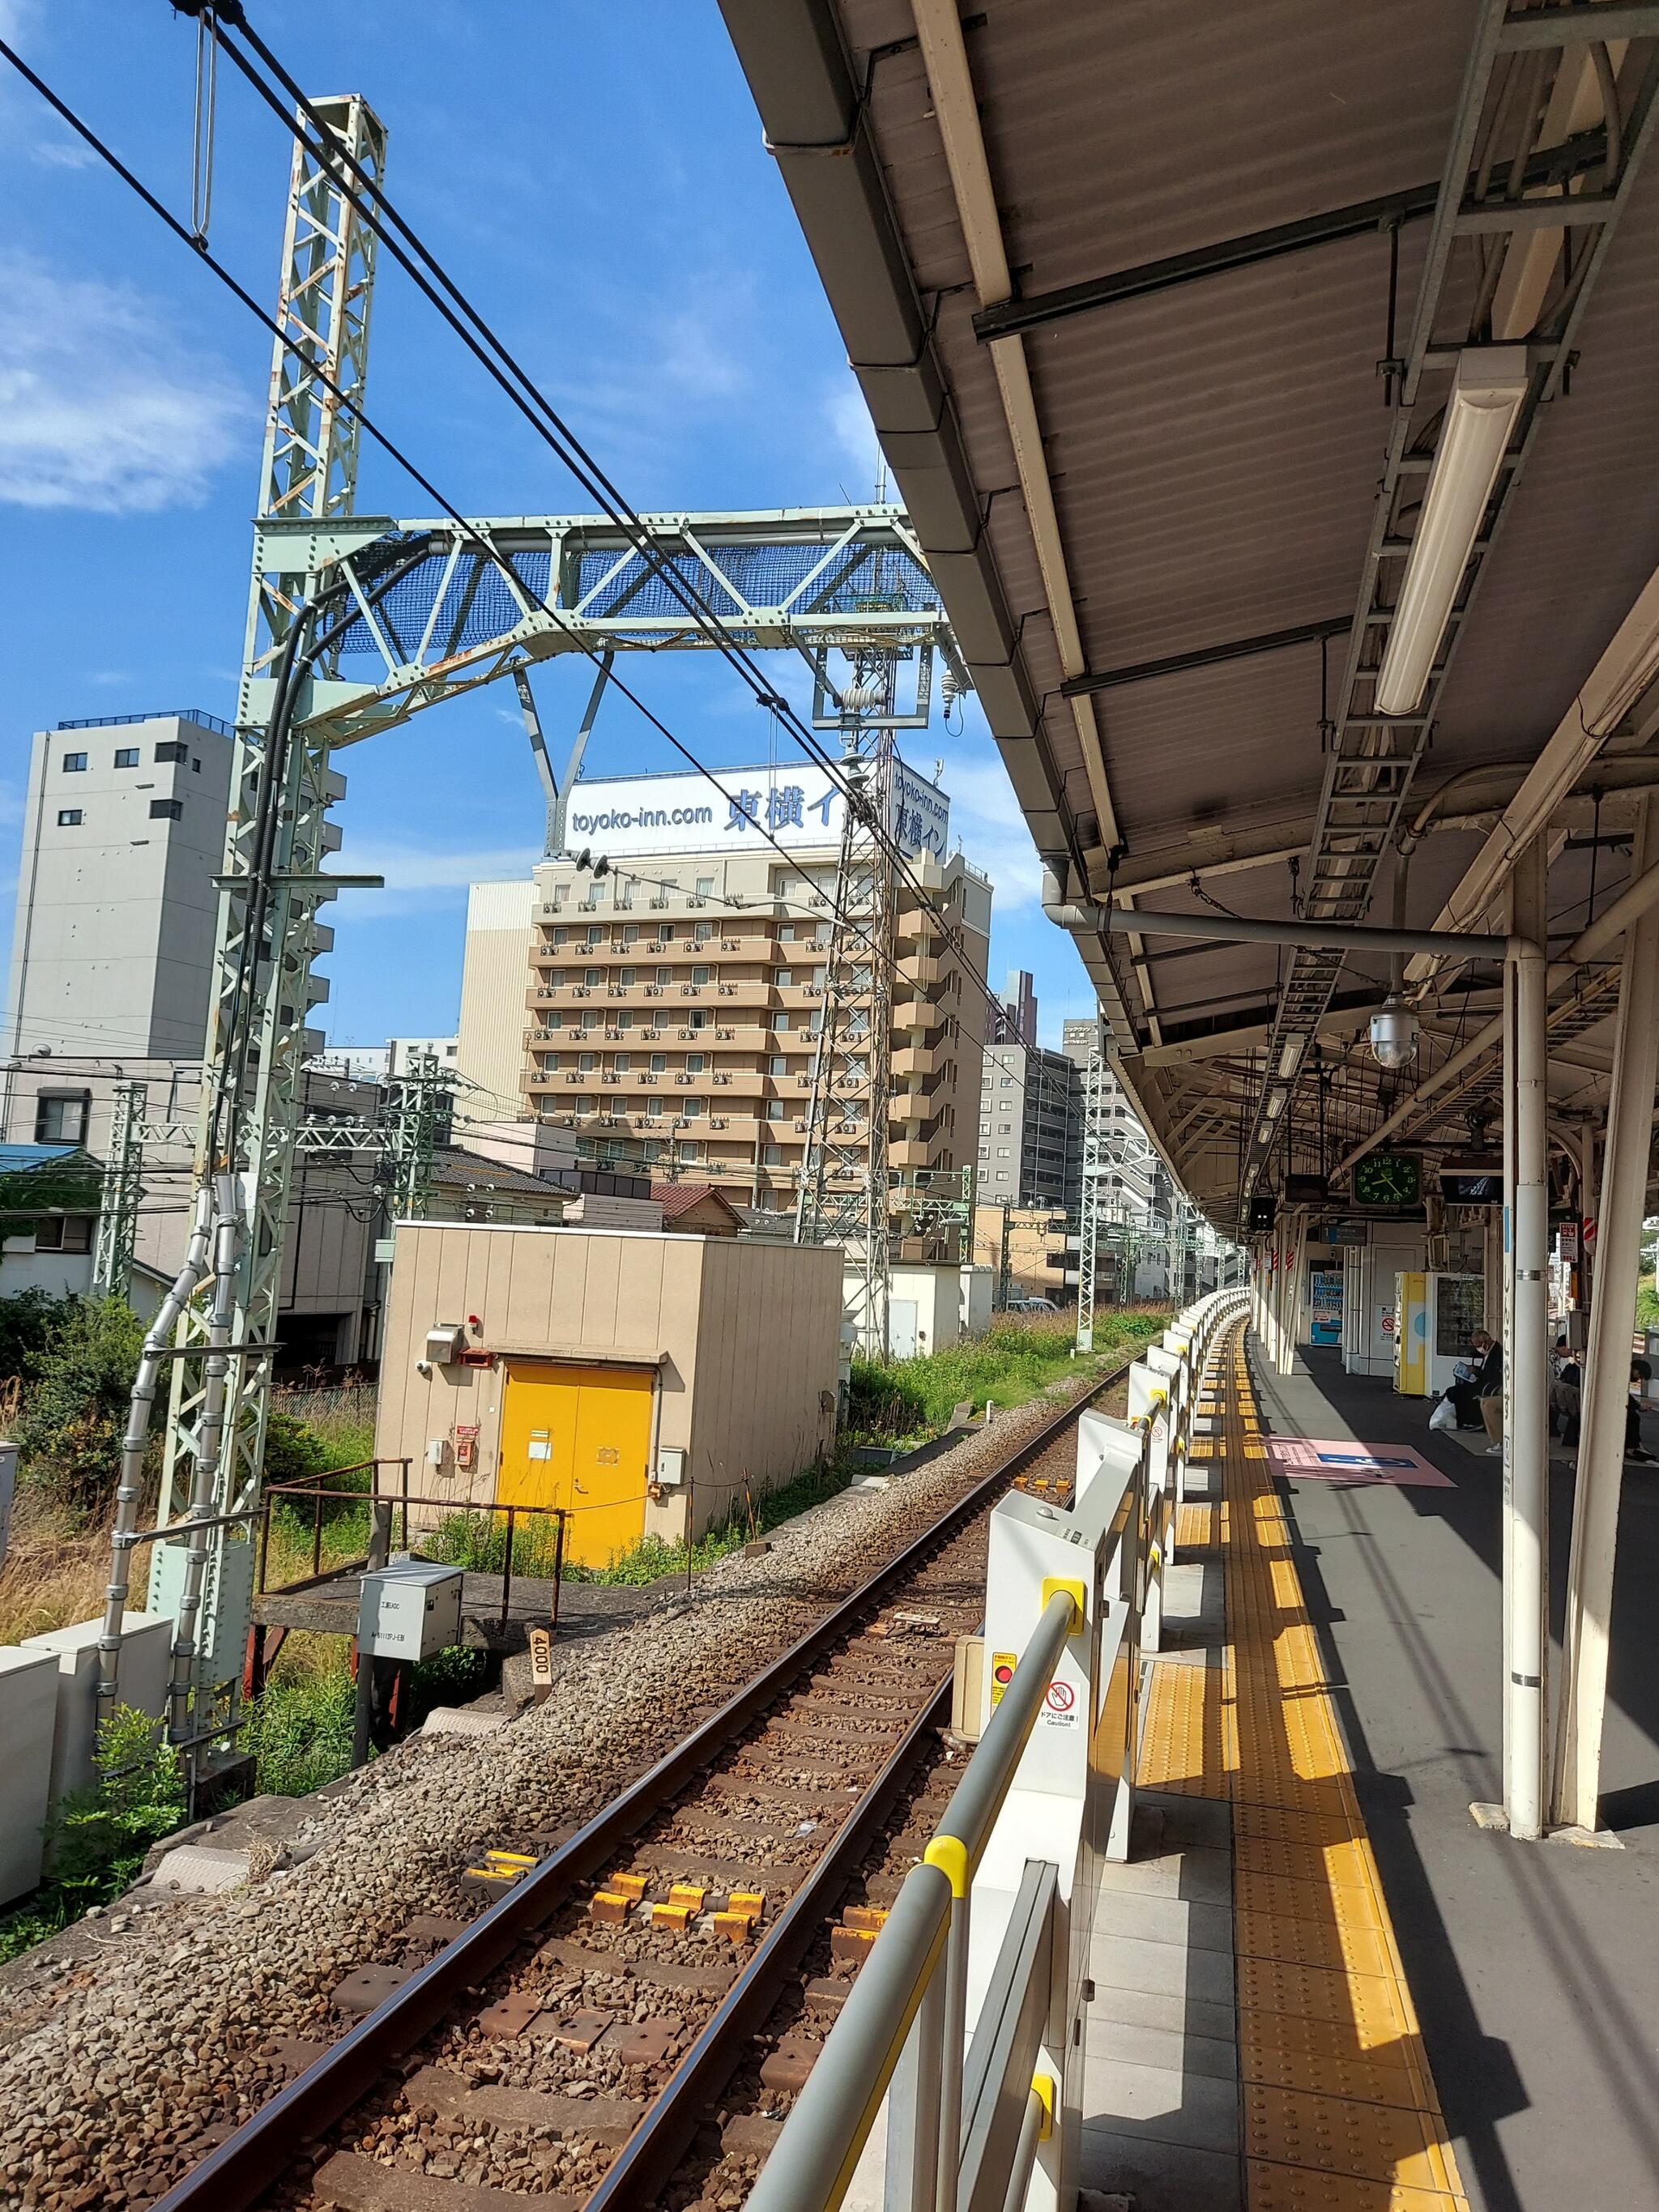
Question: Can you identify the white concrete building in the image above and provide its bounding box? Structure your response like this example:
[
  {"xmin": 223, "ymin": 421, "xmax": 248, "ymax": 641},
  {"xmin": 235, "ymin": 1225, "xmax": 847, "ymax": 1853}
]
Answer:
[{"xmin": 6, "ymin": 712, "xmax": 235, "ymax": 1063}]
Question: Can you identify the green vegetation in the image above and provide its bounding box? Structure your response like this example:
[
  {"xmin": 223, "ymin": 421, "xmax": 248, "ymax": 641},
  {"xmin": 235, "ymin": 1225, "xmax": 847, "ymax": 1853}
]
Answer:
[
  {"xmin": 240, "ymin": 1664, "xmax": 357, "ymax": 1798},
  {"xmin": 0, "ymin": 1705, "xmax": 185, "ymax": 1965},
  {"xmin": 12, "ymin": 1297, "xmax": 147, "ymax": 1521},
  {"xmin": 846, "ymin": 1306, "xmax": 1166, "ymax": 1445}
]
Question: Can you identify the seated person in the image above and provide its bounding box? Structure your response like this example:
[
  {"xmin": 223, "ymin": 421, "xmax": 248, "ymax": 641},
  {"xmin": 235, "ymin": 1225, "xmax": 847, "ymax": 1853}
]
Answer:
[
  {"xmin": 1447, "ymin": 1329, "xmax": 1500, "ymax": 1429},
  {"xmin": 1630, "ymin": 1359, "xmax": 1653, "ymax": 1463}
]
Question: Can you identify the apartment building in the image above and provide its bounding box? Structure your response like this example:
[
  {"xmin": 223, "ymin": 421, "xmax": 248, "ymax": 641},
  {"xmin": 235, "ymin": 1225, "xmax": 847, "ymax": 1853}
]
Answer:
[
  {"xmin": 978, "ymin": 1041, "xmax": 1082, "ymax": 1209},
  {"xmin": 498, "ymin": 761, "xmax": 991, "ymax": 1217}
]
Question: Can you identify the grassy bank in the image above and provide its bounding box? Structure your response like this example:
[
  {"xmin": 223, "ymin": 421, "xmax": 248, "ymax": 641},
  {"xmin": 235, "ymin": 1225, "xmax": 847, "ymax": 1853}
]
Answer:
[{"xmin": 847, "ymin": 1305, "xmax": 1167, "ymax": 1446}]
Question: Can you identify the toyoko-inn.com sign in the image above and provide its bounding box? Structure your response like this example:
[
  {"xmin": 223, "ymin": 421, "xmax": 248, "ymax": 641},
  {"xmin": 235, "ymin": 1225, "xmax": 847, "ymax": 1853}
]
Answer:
[{"xmin": 565, "ymin": 761, "xmax": 949, "ymax": 862}]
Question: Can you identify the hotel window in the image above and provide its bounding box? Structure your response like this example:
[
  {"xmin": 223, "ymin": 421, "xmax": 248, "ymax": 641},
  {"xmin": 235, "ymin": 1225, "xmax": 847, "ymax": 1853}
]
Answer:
[
  {"xmin": 770, "ymin": 1055, "xmax": 787, "ymax": 1076},
  {"xmin": 686, "ymin": 1054, "xmax": 706, "ymax": 1074},
  {"xmin": 618, "ymin": 968, "xmax": 637, "ymax": 987},
  {"xmin": 113, "ymin": 747, "xmax": 139, "ymax": 767},
  {"xmin": 775, "ymin": 969, "xmax": 794, "ymax": 987},
  {"xmin": 551, "ymin": 927, "xmax": 568, "ymax": 946},
  {"xmin": 689, "ymin": 1008, "xmax": 710, "ymax": 1030},
  {"xmin": 766, "ymin": 1100, "xmax": 787, "ymax": 1120},
  {"xmin": 691, "ymin": 965, "xmax": 710, "ymax": 987},
  {"xmin": 650, "ymin": 1055, "xmax": 667, "ymax": 1073},
  {"xmin": 693, "ymin": 920, "xmax": 714, "ymax": 945},
  {"xmin": 682, "ymin": 1097, "xmax": 703, "ymax": 1119},
  {"xmin": 656, "ymin": 966, "xmax": 672, "ymax": 985},
  {"xmin": 770, "ymin": 1010, "xmax": 790, "ymax": 1032},
  {"xmin": 615, "ymin": 1010, "xmax": 633, "ymax": 1031},
  {"xmin": 57, "ymin": 809, "xmax": 83, "ymax": 827},
  {"xmin": 778, "ymin": 923, "xmax": 795, "ymax": 942},
  {"xmin": 154, "ymin": 741, "xmax": 188, "ymax": 764},
  {"xmin": 62, "ymin": 752, "xmax": 87, "ymax": 772},
  {"xmin": 696, "ymin": 875, "xmax": 714, "ymax": 897},
  {"xmin": 578, "ymin": 1053, "xmax": 596, "ymax": 1072},
  {"xmin": 149, "ymin": 799, "xmax": 183, "ymax": 820},
  {"xmin": 584, "ymin": 968, "xmax": 602, "ymax": 988},
  {"xmin": 586, "ymin": 926, "xmax": 604, "ymax": 948},
  {"xmin": 613, "ymin": 1055, "xmax": 631, "ymax": 1073}
]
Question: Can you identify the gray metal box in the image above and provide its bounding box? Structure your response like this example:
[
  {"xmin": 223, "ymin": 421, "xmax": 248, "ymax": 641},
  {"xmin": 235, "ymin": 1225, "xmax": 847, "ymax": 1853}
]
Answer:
[{"xmin": 356, "ymin": 1558, "xmax": 463, "ymax": 1661}]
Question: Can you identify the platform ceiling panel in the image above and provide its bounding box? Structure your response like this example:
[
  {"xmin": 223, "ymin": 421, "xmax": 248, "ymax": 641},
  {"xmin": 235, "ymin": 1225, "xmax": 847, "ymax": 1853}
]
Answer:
[{"xmin": 723, "ymin": 0, "xmax": 1659, "ymax": 1221}]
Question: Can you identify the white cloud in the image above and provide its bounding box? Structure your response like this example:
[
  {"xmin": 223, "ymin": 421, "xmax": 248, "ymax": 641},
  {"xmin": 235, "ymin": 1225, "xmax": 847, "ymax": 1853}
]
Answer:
[
  {"xmin": 0, "ymin": 252, "xmax": 246, "ymax": 514},
  {"xmin": 30, "ymin": 138, "xmax": 100, "ymax": 172},
  {"xmin": 940, "ymin": 751, "xmax": 1044, "ymax": 910},
  {"xmin": 825, "ymin": 380, "xmax": 881, "ymax": 495},
  {"xmin": 340, "ymin": 840, "xmax": 539, "ymax": 901}
]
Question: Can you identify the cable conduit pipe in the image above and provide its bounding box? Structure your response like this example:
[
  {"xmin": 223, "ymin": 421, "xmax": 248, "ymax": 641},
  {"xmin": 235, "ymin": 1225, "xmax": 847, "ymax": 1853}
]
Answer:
[
  {"xmin": 96, "ymin": 1185, "xmax": 215, "ymax": 1720},
  {"xmin": 1040, "ymin": 887, "xmax": 1511, "ymax": 962},
  {"xmin": 164, "ymin": 1175, "xmax": 241, "ymax": 1751}
]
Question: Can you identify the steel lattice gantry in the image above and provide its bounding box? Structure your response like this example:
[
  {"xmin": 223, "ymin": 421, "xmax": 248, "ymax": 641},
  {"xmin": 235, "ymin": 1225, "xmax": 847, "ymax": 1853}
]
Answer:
[{"xmin": 134, "ymin": 99, "xmax": 968, "ymax": 1760}]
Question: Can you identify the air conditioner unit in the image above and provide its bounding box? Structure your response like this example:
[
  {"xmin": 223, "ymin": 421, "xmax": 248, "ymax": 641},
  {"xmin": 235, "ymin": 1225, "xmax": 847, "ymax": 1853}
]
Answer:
[
  {"xmin": 721, "ymin": 939, "xmax": 740, "ymax": 950},
  {"xmin": 717, "ymin": 1027, "xmax": 734, "ymax": 1040},
  {"xmin": 711, "ymin": 1117, "xmax": 727, "ymax": 1129},
  {"xmin": 650, "ymin": 897, "xmax": 669, "ymax": 910}
]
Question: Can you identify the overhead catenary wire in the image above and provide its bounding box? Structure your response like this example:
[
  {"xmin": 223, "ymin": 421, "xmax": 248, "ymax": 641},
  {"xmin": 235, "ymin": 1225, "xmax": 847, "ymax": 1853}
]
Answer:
[
  {"xmin": 175, "ymin": 6, "xmax": 1018, "ymax": 1045},
  {"xmin": 0, "ymin": 40, "xmax": 941, "ymax": 1034}
]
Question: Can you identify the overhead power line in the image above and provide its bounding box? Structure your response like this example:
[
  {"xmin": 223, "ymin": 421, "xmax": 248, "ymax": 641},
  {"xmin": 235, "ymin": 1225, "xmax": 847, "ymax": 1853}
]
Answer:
[{"xmin": 182, "ymin": 3, "xmax": 1016, "ymax": 1043}]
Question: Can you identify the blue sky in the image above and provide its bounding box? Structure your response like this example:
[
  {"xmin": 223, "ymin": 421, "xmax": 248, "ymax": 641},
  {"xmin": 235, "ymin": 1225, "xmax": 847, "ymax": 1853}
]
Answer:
[{"xmin": 0, "ymin": 1, "xmax": 1094, "ymax": 1053}]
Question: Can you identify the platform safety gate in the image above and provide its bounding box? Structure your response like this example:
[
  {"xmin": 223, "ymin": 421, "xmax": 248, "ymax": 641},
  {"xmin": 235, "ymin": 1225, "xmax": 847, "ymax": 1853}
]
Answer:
[{"xmin": 748, "ymin": 1288, "xmax": 1247, "ymax": 2212}]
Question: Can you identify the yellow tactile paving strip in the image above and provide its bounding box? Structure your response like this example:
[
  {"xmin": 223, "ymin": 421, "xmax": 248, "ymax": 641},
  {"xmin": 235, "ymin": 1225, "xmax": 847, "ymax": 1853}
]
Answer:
[{"xmin": 1137, "ymin": 1328, "xmax": 1470, "ymax": 2211}]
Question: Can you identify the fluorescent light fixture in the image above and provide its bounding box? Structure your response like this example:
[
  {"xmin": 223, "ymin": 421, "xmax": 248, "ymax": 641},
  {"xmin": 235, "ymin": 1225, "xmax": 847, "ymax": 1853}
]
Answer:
[
  {"xmin": 1581, "ymin": 567, "xmax": 1659, "ymax": 736},
  {"xmin": 1277, "ymin": 1036, "xmax": 1306, "ymax": 1082},
  {"xmin": 1264, "ymin": 1087, "xmax": 1289, "ymax": 1121},
  {"xmin": 1374, "ymin": 347, "xmax": 1529, "ymax": 718}
]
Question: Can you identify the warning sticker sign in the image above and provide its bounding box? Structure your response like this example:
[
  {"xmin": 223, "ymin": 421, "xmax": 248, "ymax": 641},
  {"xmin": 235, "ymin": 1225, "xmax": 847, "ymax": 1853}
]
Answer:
[
  {"xmin": 989, "ymin": 1651, "xmax": 1017, "ymax": 1708},
  {"xmin": 1043, "ymin": 1677, "xmax": 1080, "ymax": 1729}
]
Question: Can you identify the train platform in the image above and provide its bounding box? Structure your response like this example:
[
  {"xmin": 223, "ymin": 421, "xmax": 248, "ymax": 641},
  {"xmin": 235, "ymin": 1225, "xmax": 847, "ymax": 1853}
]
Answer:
[{"xmin": 1080, "ymin": 1325, "xmax": 1659, "ymax": 2212}]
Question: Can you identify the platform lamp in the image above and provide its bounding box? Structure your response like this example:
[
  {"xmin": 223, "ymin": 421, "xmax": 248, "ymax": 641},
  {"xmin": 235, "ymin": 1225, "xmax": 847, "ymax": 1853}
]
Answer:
[{"xmin": 1373, "ymin": 347, "xmax": 1530, "ymax": 718}]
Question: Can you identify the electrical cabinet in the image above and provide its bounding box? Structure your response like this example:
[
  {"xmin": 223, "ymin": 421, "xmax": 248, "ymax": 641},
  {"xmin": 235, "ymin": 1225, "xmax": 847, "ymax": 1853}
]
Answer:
[{"xmin": 356, "ymin": 1558, "xmax": 463, "ymax": 1661}]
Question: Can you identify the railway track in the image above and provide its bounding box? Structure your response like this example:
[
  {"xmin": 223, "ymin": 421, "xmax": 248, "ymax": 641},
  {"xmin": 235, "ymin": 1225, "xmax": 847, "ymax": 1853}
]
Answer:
[{"xmin": 151, "ymin": 1366, "xmax": 1128, "ymax": 2212}]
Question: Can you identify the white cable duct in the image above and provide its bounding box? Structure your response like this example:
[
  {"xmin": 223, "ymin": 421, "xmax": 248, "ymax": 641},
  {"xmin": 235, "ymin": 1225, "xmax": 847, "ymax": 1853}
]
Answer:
[
  {"xmin": 96, "ymin": 1184, "xmax": 215, "ymax": 1720},
  {"xmin": 164, "ymin": 1174, "xmax": 241, "ymax": 1750}
]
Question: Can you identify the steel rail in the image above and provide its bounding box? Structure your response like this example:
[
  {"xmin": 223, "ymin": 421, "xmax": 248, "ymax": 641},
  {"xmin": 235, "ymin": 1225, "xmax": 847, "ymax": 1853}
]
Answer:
[{"xmin": 151, "ymin": 1353, "xmax": 1135, "ymax": 2212}]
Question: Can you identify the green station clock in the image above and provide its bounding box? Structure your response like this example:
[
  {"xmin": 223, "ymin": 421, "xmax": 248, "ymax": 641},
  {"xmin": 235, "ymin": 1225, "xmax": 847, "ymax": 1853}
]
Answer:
[{"xmin": 1352, "ymin": 1151, "xmax": 1422, "ymax": 1208}]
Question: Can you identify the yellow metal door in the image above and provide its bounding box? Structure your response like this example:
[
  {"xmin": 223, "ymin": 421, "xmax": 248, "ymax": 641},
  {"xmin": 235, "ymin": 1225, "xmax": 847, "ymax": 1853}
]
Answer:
[{"xmin": 497, "ymin": 1361, "xmax": 654, "ymax": 1567}]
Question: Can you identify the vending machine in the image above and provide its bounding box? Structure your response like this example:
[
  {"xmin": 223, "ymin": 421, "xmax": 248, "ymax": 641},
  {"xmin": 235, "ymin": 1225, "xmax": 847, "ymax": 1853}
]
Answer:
[{"xmin": 1393, "ymin": 1271, "xmax": 1486, "ymax": 1396}]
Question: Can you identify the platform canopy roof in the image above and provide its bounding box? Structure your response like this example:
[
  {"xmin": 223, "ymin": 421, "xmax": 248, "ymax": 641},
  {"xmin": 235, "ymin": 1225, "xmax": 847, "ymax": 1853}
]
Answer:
[{"xmin": 721, "ymin": 0, "xmax": 1659, "ymax": 1234}]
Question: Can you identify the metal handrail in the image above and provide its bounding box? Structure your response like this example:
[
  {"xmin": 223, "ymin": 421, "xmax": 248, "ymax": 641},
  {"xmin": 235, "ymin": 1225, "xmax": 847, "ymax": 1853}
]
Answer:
[
  {"xmin": 748, "ymin": 1294, "xmax": 1250, "ymax": 2212},
  {"xmin": 747, "ymin": 1591, "xmax": 1081, "ymax": 2212}
]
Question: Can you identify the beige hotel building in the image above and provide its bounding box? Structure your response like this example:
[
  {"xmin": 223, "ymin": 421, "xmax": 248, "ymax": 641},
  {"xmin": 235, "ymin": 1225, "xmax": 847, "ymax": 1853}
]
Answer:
[{"xmin": 455, "ymin": 761, "xmax": 992, "ymax": 1221}]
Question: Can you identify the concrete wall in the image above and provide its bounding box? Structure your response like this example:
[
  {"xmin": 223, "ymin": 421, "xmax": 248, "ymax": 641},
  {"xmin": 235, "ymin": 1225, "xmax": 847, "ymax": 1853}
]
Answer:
[
  {"xmin": 456, "ymin": 880, "xmax": 536, "ymax": 1120},
  {"xmin": 374, "ymin": 1221, "xmax": 841, "ymax": 1543},
  {"xmin": 0, "ymin": 1649, "xmax": 58, "ymax": 1905}
]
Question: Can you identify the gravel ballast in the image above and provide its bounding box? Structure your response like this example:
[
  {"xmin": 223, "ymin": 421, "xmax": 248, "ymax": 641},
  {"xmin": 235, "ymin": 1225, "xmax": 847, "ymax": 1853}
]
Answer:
[{"xmin": 0, "ymin": 1365, "xmax": 1125, "ymax": 2209}]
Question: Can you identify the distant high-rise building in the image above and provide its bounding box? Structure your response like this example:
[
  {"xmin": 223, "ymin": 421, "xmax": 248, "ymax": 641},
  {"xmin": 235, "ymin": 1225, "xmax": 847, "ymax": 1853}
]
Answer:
[
  {"xmin": 6, "ymin": 711, "xmax": 236, "ymax": 1063},
  {"xmin": 992, "ymin": 968, "xmax": 1037, "ymax": 1046},
  {"xmin": 978, "ymin": 1040, "xmax": 1081, "ymax": 1210},
  {"xmin": 490, "ymin": 761, "xmax": 992, "ymax": 1216}
]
